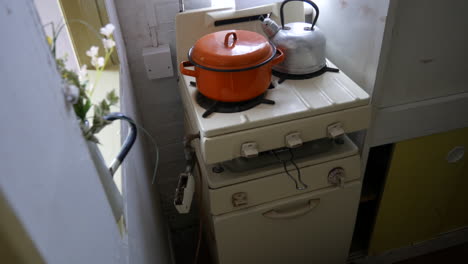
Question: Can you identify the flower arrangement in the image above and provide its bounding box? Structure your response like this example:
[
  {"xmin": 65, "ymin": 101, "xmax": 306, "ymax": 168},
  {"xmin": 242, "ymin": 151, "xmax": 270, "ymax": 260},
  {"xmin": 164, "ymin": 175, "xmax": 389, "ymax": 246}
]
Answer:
[{"xmin": 48, "ymin": 23, "xmax": 119, "ymax": 143}]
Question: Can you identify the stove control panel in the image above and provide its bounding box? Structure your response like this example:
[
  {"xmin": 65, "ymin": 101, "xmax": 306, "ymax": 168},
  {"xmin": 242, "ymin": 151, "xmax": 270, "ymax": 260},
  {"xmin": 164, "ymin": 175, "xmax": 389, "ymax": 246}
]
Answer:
[
  {"xmin": 285, "ymin": 132, "xmax": 303, "ymax": 148},
  {"xmin": 328, "ymin": 167, "xmax": 346, "ymax": 188},
  {"xmin": 241, "ymin": 142, "xmax": 259, "ymax": 158}
]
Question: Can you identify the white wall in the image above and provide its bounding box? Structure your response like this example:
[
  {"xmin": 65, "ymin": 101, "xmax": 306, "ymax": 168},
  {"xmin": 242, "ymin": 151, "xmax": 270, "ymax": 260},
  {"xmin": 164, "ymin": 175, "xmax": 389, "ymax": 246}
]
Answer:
[
  {"xmin": 105, "ymin": 0, "xmax": 173, "ymax": 263},
  {"xmin": 315, "ymin": 0, "xmax": 390, "ymax": 93},
  {"xmin": 0, "ymin": 0, "xmax": 124, "ymax": 263}
]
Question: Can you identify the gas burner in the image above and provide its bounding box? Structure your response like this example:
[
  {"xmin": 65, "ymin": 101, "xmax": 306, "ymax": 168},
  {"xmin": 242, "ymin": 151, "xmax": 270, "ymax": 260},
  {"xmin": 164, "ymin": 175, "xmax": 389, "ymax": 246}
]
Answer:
[
  {"xmin": 273, "ymin": 65, "xmax": 339, "ymax": 84},
  {"xmin": 196, "ymin": 92, "xmax": 275, "ymax": 118}
]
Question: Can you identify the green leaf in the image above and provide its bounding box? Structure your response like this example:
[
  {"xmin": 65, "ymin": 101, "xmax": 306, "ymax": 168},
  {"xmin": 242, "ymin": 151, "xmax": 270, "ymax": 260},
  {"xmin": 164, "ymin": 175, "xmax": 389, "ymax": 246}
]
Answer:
[
  {"xmin": 73, "ymin": 99, "xmax": 86, "ymax": 121},
  {"xmin": 83, "ymin": 99, "xmax": 92, "ymax": 115},
  {"xmin": 106, "ymin": 90, "xmax": 119, "ymax": 105},
  {"xmin": 100, "ymin": 99, "xmax": 110, "ymax": 113}
]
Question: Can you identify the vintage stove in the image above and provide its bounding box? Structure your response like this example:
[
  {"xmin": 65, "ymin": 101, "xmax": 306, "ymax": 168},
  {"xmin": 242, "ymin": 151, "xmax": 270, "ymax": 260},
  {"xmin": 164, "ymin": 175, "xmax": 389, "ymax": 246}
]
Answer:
[{"xmin": 174, "ymin": 3, "xmax": 371, "ymax": 264}]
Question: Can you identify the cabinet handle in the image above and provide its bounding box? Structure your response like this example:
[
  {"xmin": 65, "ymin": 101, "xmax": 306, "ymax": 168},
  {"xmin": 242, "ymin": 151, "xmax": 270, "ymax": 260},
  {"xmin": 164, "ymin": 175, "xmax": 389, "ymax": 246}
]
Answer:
[{"xmin": 263, "ymin": 199, "xmax": 320, "ymax": 219}]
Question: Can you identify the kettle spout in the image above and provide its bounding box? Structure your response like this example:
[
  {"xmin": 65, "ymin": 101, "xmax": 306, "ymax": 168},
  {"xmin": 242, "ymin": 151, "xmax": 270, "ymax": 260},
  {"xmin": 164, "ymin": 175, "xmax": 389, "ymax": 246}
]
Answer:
[{"xmin": 261, "ymin": 18, "xmax": 280, "ymax": 38}]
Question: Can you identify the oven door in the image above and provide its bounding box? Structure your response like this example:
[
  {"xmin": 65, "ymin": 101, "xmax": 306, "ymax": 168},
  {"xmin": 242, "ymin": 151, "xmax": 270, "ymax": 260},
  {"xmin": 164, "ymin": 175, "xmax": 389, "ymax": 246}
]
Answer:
[{"xmin": 211, "ymin": 181, "xmax": 361, "ymax": 264}]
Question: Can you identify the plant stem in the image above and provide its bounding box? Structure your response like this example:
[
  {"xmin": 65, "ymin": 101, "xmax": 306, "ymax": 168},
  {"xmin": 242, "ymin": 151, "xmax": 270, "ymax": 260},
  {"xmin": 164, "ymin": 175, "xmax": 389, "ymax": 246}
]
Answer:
[{"xmin": 89, "ymin": 45, "xmax": 114, "ymax": 98}]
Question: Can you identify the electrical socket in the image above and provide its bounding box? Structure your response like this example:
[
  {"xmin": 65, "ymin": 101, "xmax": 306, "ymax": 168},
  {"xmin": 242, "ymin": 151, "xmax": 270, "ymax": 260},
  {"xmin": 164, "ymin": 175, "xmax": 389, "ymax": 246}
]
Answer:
[{"xmin": 142, "ymin": 44, "xmax": 174, "ymax": 80}]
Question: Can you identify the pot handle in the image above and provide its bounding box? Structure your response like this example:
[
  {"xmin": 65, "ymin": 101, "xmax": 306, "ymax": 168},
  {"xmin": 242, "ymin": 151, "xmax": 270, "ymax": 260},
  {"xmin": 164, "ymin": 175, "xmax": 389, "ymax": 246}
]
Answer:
[
  {"xmin": 179, "ymin": 61, "xmax": 198, "ymax": 77},
  {"xmin": 271, "ymin": 48, "xmax": 285, "ymax": 65},
  {"xmin": 224, "ymin": 31, "xmax": 237, "ymax": 48},
  {"xmin": 280, "ymin": 0, "xmax": 319, "ymax": 30}
]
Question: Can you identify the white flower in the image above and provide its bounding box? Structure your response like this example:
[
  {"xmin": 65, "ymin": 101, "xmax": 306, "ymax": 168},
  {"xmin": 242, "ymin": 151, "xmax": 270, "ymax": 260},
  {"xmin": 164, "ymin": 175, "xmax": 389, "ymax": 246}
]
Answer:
[
  {"xmin": 102, "ymin": 38, "xmax": 116, "ymax": 50},
  {"xmin": 78, "ymin": 64, "xmax": 88, "ymax": 84},
  {"xmin": 86, "ymin": 83, "xmax": 94, "ymax": 93},
  {"xmin": 64, "ymin": 84, "xmax": 80, "ymax": 104},
  {"xmin": 86, "ymin": 46, "xmax": 99, "ymax": 58},
  {"xmin": 91, "ymin": 56, "xmax": 105, "ymax": 68},
  {"xmin": 100, "ymin": 24, "xmax": 115, "ymax": 37}
]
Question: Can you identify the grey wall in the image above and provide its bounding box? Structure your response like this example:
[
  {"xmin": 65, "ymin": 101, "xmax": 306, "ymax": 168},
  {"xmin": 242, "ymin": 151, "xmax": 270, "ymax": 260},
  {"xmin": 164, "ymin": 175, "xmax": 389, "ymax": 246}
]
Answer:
[
  {"xmin": 105, "ymin": 0, "xmax": 173, "ymax": 263},
  {"xmin": 0, "ymin": 1, "xmax": 125, "ymax": 263},
  {"xmin": 112, "ymin": 0, "xmax": 211, "ymax": 231}
]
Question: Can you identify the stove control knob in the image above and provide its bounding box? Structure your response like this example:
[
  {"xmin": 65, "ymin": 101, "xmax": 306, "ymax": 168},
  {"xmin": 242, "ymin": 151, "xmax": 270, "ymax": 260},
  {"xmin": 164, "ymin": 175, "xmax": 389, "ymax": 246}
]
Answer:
[
  {"xmin": 327, "ymin": 122, "xmax": 345, "ymax": 139},
  {"xmin": 285, "ymin": 132, "xmax": 303, "ymax": 148},
  {"xmin": 328, "ymin": 167, "xmax": 346, "ymax": 188},
  {"xmin": 241, "ymin": 142, "xmax": 259, "ymax": 158},
  {"xmin": 232, "ymin": 192, "xmax": 248, "ymax": 207}
]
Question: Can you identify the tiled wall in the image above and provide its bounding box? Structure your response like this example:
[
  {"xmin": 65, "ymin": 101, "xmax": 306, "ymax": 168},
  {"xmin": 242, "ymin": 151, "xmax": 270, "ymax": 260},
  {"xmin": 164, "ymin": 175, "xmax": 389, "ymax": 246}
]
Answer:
[{"xmin": 112, "ymin": 0, "xmax": 210, "ymax": 235}]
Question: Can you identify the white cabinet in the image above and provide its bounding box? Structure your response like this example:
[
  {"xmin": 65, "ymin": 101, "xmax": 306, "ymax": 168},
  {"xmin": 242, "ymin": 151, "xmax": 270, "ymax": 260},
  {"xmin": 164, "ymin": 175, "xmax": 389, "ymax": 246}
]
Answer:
[
  {"xmin": 319, "ymin": 0, "xmax": 468, "ymax": 145},
  {"xmin": 211, "ymin": 182, "xmax": 361, "ymax": 264}
]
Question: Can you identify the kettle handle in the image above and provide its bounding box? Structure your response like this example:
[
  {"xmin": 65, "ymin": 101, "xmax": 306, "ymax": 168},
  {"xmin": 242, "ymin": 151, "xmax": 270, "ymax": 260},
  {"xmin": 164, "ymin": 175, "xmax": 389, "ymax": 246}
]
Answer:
[{"xmin": 280, "ymin": 0, "xmax": 319, "ymax": 30}]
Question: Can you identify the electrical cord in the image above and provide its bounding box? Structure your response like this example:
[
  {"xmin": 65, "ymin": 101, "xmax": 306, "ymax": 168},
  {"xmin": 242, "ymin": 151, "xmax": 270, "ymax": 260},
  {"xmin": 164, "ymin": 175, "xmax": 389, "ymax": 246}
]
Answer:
[{"xmin": 123, "ymin": 118, "xmax": 160, "ymax": 184}]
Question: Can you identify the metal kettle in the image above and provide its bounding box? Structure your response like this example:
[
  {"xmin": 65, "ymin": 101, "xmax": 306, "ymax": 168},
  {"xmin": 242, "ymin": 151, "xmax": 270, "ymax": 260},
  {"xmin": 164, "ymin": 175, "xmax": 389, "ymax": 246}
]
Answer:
[{"xmin": 261, "ymin": 0, "xmax": 326, "ymax": 75}]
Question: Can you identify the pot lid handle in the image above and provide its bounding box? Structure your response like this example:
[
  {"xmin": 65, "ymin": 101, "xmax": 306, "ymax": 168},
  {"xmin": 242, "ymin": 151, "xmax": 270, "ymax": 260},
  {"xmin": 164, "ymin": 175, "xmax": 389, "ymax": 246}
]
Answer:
[
  {"xmin": 280, "ymin": 0, "xmax": 319, "ymax": 30},
  {"xmin": 224, "ymin": 32, "xmax": 238, "ymax": 48}
]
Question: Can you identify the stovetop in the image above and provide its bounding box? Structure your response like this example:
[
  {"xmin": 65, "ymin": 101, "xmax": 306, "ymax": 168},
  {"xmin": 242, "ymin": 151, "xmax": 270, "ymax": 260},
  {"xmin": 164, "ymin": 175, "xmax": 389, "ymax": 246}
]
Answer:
[{"xmin": 180, "ymin": 60, "xmax": 370, "ymax": 138}]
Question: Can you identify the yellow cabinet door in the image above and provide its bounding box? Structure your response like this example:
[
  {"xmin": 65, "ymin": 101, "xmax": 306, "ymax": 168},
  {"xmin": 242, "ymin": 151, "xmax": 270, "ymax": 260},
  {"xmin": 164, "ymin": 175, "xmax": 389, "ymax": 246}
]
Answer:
[
  {"xmin": 369, "ymin": 127, "xmax": 468, "ymax": 255},
  {"xmin": 440, "ymin": 156, "xmax": 468, "ymax": 233}
]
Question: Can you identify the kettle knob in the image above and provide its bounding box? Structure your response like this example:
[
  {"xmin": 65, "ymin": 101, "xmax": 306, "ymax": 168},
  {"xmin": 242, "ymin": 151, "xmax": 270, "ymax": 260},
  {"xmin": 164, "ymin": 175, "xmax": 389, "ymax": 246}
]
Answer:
[{"xmin": 261, "ymin": 18, "xmax": 281, "ymax": 38}]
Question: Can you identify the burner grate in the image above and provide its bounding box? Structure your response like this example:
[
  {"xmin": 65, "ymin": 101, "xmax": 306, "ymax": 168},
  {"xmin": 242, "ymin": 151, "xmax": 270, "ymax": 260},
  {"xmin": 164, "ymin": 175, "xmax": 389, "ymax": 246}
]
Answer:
[
  {"xmin": 273, "ymin": 65, "xmax": 339, "ymax": 84},
  {"xmin": 195, "ymin": 91, "xmax": 275, "ymax": 118}
]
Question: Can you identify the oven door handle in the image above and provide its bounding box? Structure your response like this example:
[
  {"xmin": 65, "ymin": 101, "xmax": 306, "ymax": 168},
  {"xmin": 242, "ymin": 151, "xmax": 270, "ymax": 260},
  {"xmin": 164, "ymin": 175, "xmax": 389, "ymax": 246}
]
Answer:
[{"xmin": 262, "ymin": 199, "xmax": 320, "ymax": 219}]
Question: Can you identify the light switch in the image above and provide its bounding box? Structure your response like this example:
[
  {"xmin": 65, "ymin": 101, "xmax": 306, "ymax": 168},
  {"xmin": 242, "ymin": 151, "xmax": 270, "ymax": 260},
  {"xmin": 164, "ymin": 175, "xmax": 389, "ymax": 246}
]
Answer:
[{"xmin": 142, "ymin": 44, "xmax": 174, "ymax": 80}]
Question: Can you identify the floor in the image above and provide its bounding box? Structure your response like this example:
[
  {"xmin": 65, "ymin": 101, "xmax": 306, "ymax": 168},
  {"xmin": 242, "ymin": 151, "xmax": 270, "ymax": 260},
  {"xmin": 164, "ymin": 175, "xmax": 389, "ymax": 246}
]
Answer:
[
  {"xmin": 187, "ymin": 236, "xmax": 468, "ymax": 264},
  {"xmin": 396, "ymin": 243, "xmax": 468, "ymax": 264}
]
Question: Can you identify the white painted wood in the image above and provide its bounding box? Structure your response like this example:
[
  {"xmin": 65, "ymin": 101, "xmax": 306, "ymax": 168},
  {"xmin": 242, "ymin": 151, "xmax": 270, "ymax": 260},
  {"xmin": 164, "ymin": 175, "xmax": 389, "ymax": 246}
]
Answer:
[
  {"xmin": 368, "ymin": 0, "xmax": 468, "ymax": 146},
  {"xmin": 370, "ymin": 92, "xmax": 468, "ymax": 146},
  {"xmin": 320, "ymin": 0, "xmax": 468, "ymax": 158},
  {"xmin": 376, "ymin": 0, "xmax": 468, "ymax": 108},
  {"xmin": 0, "ymin": 0, "xmax": 125, "ymax": 263}
]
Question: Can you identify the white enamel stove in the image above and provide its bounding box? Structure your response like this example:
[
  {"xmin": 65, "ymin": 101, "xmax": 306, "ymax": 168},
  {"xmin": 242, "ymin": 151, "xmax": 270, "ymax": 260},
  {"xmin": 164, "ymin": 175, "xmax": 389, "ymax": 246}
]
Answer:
[
  {"xmin": 175, "ymin": 3, "xmax": 371, "ymax": 264},
  {"xmin": 176, "ymin": 5, "xmax": 370, "ymax": 164}
]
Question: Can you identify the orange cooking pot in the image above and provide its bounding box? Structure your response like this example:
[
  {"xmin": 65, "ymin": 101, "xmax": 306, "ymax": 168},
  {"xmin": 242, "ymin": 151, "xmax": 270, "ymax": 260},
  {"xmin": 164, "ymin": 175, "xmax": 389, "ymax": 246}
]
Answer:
[{"xmin": 179, "ymin": 30, "xmax": 284, "ymax": 102}]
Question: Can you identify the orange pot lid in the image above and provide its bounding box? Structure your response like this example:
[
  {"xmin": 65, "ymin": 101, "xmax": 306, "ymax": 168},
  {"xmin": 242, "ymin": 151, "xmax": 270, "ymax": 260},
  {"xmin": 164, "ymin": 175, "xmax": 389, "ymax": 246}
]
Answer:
[{"xmin": 189, "ymin": 30, "xmax": 274, "ymax": 71}]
